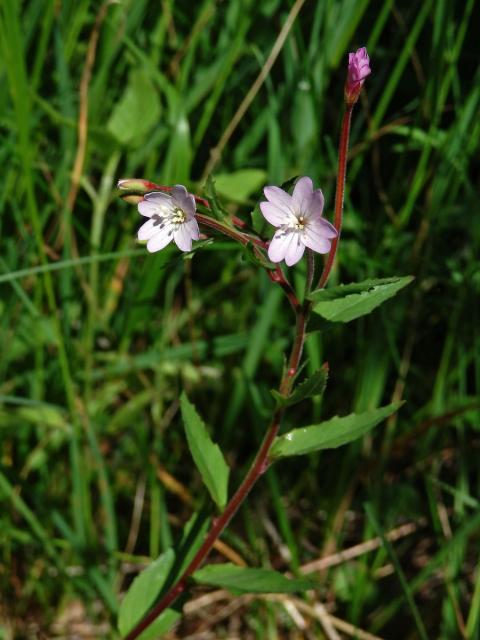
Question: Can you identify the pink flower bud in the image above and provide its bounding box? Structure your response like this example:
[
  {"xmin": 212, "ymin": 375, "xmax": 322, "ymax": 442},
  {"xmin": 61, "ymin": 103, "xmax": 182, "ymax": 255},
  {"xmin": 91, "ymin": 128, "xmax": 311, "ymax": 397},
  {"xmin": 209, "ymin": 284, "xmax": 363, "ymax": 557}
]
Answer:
[{"xmin": 345, "ymin": 47, "xmax": 371, "ymax": 105}]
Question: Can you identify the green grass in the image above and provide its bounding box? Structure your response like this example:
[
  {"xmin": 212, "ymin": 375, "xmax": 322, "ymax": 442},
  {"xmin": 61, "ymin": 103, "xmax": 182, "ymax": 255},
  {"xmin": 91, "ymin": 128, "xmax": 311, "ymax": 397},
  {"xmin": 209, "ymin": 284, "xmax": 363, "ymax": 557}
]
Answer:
[{"xmin": 1, "ymin": 0, "xmax": 479, "ymax": 638}]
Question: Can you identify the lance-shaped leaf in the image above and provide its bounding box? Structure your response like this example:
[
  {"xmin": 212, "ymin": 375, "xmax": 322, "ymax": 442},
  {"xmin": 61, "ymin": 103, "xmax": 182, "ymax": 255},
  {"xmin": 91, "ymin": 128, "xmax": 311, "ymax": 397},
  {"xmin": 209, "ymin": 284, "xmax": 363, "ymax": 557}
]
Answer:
[
  {"xmin": 192, "ymin": 563, "xmax": 315, "ymax": 594},
  {"xmin": 204, "ymin": 175, "xmax": 228, "ymax": 220},
  {"xmin": 118, "ymin": 549, "xmax": 180, "ymax": 637},
  {"xmin": 270, "ymin": 402, "xmax": 403, "ymax": 459},
  {"xmin": 308, "ymin": 276, "xmax": 414, "ymax": 323},
  {"xmin": 272, "ymin": 365, "xmax": 328, "ymax": 408},
  {"xmin": 180, "ymin": 393, "xmax": 230, "ymax": 509}
]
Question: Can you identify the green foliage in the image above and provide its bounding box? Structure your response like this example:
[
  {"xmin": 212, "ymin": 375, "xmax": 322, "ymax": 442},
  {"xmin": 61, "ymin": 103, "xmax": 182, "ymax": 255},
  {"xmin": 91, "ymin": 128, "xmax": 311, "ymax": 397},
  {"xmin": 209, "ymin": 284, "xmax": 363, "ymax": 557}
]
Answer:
[
  {"xmin": 271, "ymin": 365, "xmax": 328, "ymax": 407},
  {"xmin": 270, "ymin": 402, "xmax": 403, "ymax": 459},
  {"xmin": 0, "ymin": 0, "xmax": 478, "ymax": 637},
  {"xmin": 192, "ymin": 563, "xmax": 315, "ymax": 594},
  {"xmin": 180, "ymin": 393, "xmax": 230, "ymax": 509},
  {"xmin": 204, "ymin": 175, "xmax": 228, "ymax": 220},
  {"xmin": 309, "ymin": 276, "xmax": 414, "ymax": 322},
  {"xmin": 118, "ymin": 549, "xmax": 179, "ymax": 637}
]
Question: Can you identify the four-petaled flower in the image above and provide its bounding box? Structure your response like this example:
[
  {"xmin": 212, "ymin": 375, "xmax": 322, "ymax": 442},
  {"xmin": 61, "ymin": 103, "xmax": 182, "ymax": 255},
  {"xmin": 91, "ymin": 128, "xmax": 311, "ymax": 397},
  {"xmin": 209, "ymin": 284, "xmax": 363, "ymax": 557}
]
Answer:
[
  {"xmin": 260, "ymin": 177, "xmax": 337, "ymax": 266},
  {"xmin": 137, "ymin": 185, "xmax": 200, "ymax": 253},
  {"xmin": 345, "ymin": 47, "xmax": 371, "ymax": 105}
]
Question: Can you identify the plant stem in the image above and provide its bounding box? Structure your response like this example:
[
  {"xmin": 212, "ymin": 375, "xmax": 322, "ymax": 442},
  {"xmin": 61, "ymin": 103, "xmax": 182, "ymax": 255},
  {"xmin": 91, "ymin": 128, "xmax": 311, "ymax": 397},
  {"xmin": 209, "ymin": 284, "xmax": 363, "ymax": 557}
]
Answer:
[
  {"xmin": 123, "ymin": 306, "xmax": 309, "ymax": 640},
  {"xmin": 317, "ymin": 103, "xmax": 353, "ymax": 290},
  {"xmin": 279, "ymin": 310, "xmax": 309, "ymax": 396},
  {"xmin": 195, "ymin": 213, "xmax": 265, "ymax": 249},
  {"xmin": 305, "ymin": 249, "xmax": 315, "ymax": 299},
  {"xmin": 267, "ymin": 266, "xmax": 301, "ymax": 314}
]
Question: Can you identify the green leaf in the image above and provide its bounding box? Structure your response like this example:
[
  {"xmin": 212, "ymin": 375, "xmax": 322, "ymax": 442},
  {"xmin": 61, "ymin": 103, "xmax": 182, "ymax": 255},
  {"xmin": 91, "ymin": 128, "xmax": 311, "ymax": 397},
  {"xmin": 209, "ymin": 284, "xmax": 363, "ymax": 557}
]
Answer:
[
  {"xmin": 180, "ymin": 393, "xmax": 230, "ymax": 508},
  {"xmin": 270, "ymin": 402, "xmax": 403, "ymax": 459},
  {"xmin": 204, "ymin": 175, "xmax": 228, "ymax": 220},
  {"xmin": 272, "ymin": 365, "xmax": 328, "ymax": 407},
  {"xmin": 242, "ymin": 242, "xmax": 275, "ymax": 270},
  {"xmin": 135, "ymin": 609, "xmax": 181, "ymax": 640},
  {"xmin": 107, "ymin": 70, "xmax": 160, "ymax": 146},
  {"xmin": 118, "ymin": 549, "xmax": 177, "ymax": 636},
  {"xmin": 192, "ymin": 563, "xmax": 315, "ymax": 594},
  {"xmin": 308, "ymin": 276, "xmax": 414, "ymax": 323},
  {"xmin": 214, "ymin": 169, "xmax": 266, "ymax": 204},
  {"xmin": 250, "ymin": 201, "xmax": 266, "ymax": 234}
]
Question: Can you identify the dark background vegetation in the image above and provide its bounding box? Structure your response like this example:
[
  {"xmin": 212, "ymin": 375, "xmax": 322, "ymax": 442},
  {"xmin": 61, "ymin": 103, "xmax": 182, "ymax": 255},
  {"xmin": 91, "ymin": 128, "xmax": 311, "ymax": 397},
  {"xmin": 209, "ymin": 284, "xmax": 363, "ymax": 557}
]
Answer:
[{"xmin": 0, "ymin": 0, "xmax": 479, "ymax": 637}]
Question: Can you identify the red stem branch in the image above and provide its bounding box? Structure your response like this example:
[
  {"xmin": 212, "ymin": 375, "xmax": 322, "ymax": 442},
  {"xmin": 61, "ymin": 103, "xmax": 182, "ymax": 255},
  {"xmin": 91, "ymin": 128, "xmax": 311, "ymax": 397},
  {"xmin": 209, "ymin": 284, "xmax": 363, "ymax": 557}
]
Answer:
[
  {"xmin": 123, "ymin": 306, "xmax": 308, "ymax": 640},
  {"xmin": 267, "ymin": 266, "xmax": 301, "ymax": 314},
  {"xmin": 195, "ymin": 213, "xmax": 266, "ymax": 249}
]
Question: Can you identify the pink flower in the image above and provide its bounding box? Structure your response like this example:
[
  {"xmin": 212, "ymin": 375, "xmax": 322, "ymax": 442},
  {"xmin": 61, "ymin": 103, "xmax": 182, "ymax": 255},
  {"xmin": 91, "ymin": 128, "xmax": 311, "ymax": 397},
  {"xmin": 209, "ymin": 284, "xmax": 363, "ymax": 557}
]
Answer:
[
  {"xmin": 345, "ymin": 47, "xmax": 371, "ymax": 105},
  {"xmin": 137, "ymin": 185, "xmax": 200, "ymax": 253},
  {"xmin": 260, "ymin": 177, "xmax": 337, "ymax": 267}
]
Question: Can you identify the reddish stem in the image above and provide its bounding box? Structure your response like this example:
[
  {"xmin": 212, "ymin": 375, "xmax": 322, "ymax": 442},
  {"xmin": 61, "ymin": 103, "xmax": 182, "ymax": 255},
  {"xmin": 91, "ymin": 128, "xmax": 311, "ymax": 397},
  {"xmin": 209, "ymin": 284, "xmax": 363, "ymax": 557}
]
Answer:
[
  {"xmin": 317, "ymin": 104, "xmax": 353, "ymax": 289},
  {"xmin": 123, "ymin": 306, "xmax": 308, "ymax": 640},
  {"xmin": 123, "ymin": 413, "xmax": 282, "ymax": 640},
  {"xmin": 267, "ymin": 266, "xmax": 301, "ymax": 314},
  {"xmin": 195, "ymin": 213, "xmax": 267, "ymax": 251}
]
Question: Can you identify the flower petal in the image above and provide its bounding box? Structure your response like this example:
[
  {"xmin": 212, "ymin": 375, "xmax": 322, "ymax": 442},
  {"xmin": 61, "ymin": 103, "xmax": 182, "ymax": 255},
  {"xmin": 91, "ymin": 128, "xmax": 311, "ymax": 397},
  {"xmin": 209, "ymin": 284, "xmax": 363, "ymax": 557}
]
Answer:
[
  {"xmin": 171, "ymin": 185, "xmax": 196, "ymax": 217},
  {"xmin": 173, "ymin": 225, "xmax": 193, "ymax": 251},
  {"xmin": 263, "ymin": 186, "xmax": 293, "ymax": 215},
  {"xmin": 138, "ymin": 218, "xmax": 162, "ymax": 241},
  {"xmin": 316, "ymin": 217, "xmax": 338, "ymax": 239},
  {"xmin": 268, "ymin": 229, "xmax": 291, "ymax": 263},
  {"xmin": 144, "ymin": 191, "xmax": 174, "ymax": 205},
  {"xmin": 305, "ymin": 189, "xmax": 325, "ymax": 219},
  {"xmin": 146, "ymin": 226, "xmax": 174, "ymax": 252},
  {"xmin": 301, "ymin": 222, "xmax": 333, "ymax": 254},
  {"xmin": 183, "ymin": 194, "xmax": 196, "ymax": 217},
  {"xmin": 284, "ymin": 232, "xmax": 305, "ymax": 266},
  {"xmin": 138, "ymin": 200, "xmax": 161, "ymax": 218},
  {"xmin": 260, "ymin": 201, "xmax": 287, "ymax": 227},
  {"xmin": 292, "ymin": 177, "xmax": 313, "ymax": 212},
  {"xmin": 185, "ymin": 218, "xmax": 200, "ymax": 240},
  {"xmin": 139, "ymin": 192, "xmax": 174, "ymax": 218}
]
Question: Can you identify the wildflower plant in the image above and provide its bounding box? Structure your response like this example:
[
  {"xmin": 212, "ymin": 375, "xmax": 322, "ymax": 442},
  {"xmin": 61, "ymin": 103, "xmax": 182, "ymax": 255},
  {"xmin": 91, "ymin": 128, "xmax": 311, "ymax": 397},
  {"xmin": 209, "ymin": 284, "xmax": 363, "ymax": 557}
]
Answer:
[{"xmin": 117, "ymin": 48, "xmax": 412, "ymax": 639}]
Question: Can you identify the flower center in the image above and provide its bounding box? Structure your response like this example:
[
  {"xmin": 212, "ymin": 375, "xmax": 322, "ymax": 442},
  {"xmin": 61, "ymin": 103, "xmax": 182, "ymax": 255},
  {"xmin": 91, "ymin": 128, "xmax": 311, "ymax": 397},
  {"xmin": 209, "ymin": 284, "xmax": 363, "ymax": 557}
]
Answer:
[
  {"xmin": 152, "ymin": 206, "xmax": 186, "ymax": 229},
  {"xmin": 171, "ymin": 207, "xmax": 186, "ymax": 225},
  {"xmin": 293, "ymin": 215, "xmax": 305, "ymax": 230}
]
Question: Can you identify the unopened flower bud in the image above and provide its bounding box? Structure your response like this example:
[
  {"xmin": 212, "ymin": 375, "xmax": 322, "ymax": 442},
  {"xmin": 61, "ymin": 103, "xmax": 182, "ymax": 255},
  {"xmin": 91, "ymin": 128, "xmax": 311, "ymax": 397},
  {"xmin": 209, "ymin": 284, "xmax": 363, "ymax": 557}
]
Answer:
[
  {"xmin": 345, "ymin": 47, "xmax": 371, "ymax": 106},
  {"xmin": 117, "ymin": 178, "xmax": 161, "ymax": 194},
  {"xmin": 120, "ymin": 193, "xmax": 144, "ymax": 205}
]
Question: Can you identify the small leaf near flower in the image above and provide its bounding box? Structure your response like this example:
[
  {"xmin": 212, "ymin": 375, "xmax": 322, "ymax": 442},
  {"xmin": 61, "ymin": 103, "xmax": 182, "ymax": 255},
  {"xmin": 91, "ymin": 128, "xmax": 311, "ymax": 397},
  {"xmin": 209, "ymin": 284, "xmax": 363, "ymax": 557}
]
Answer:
[{"xmin": 271, "ymin": 365, "xmax": 328, "ymax": 408}]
